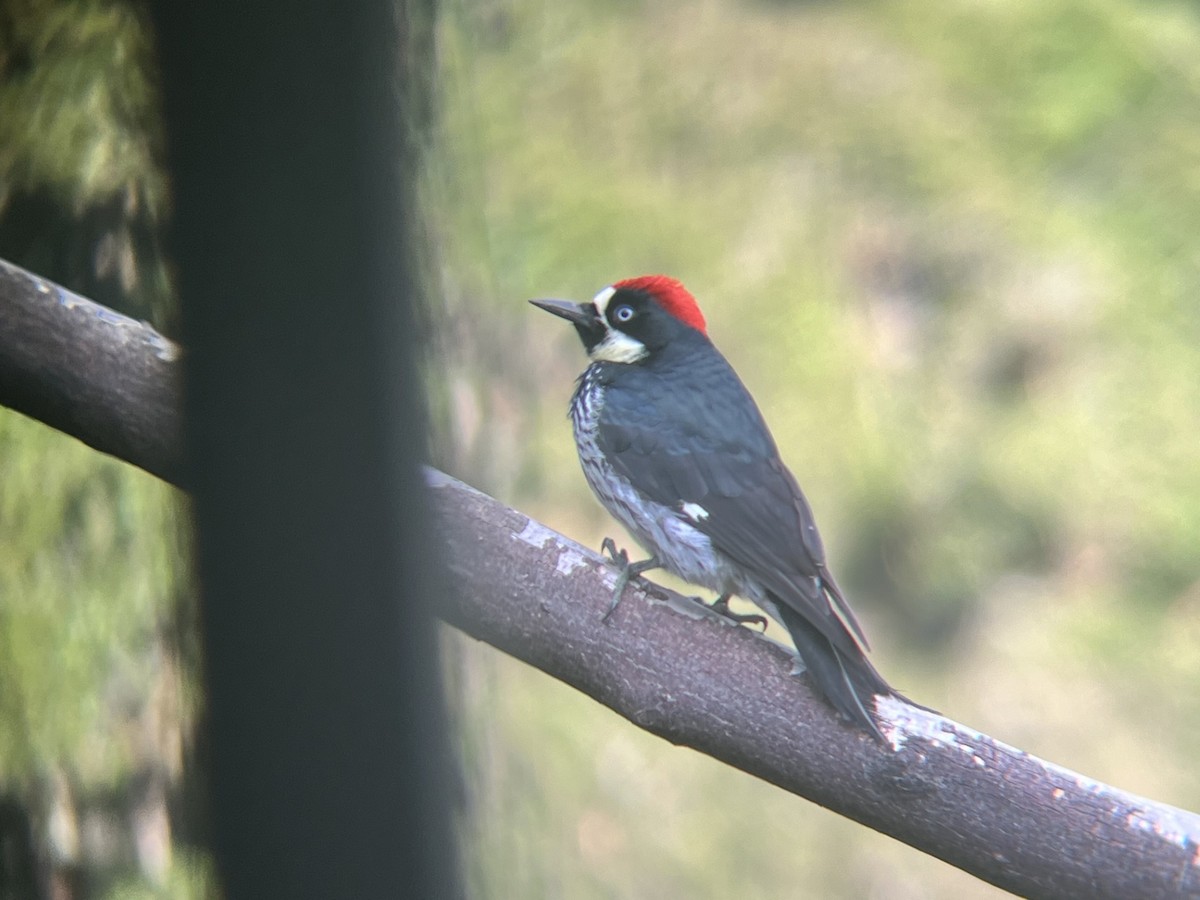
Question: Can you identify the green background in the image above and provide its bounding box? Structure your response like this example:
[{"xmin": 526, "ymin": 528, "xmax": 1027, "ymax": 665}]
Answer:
[{"xmin": 2, "ymin": 0, "xmax": 1198, "ymax": 896}]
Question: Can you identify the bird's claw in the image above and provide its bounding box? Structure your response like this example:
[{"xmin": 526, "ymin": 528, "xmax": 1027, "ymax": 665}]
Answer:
[
  {"xmin": 709, "ymin": 594, "xmax": 768, "ymax": 631},
  {"xmin": 600, "ymin": 538, "xmax": 659, "ymax": 623},
  {"xmin": 600, "ymin": 537, "xmax": 627, "ymax": 569}
]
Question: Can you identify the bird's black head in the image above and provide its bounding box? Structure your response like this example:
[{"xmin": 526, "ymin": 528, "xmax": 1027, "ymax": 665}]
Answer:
[{"xmin": 531, "ymin": 275, "xmax": 708, "ymax": 364}]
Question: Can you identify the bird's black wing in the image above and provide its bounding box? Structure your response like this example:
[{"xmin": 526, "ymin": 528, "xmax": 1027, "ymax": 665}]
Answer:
[{"xmin": 595, "ymin": 357, "xmax": 870, "ymax": 661}]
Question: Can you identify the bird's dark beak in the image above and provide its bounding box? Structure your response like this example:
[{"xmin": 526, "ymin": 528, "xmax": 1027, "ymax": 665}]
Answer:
[{"xmin": 529, "ymin": 298, "xmax": 596, "ymax": 326}]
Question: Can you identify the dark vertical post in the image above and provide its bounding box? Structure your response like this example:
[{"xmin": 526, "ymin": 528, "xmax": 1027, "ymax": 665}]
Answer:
[{"xmin": 152, "ymin": 2, "xmax": 458, "ymax": 897}]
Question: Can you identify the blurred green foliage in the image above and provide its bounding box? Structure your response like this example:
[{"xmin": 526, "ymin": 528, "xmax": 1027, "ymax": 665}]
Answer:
[
  {"xmin": 0, "ymin": 415, "xmax": 173, "ymax": 784},
  {"xmin": 0, "ymin": 0, "xmax": 171, "ymax": 324},
  {"xmin": 430, "ymin": 0, "xmax": 1200, "ymax": 896},
  {"xmin": 0, "ymin": 1, "xmax": 202, "ymax": 897}
]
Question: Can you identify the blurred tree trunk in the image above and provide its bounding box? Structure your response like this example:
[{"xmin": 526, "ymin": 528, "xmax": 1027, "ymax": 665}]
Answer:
[{"xmin": 149, "ymin": 0, "xmax": 459, "ymax": 896}]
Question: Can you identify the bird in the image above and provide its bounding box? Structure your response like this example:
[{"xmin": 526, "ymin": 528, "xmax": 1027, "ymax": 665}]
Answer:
[{"xmin": 531, "ymin": 274, "xmax": 899, "ymax": 740}]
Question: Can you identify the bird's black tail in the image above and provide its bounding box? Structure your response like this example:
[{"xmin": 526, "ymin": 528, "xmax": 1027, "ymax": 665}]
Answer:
[{"xmin": 774, "ymin": 600, "xmax": 895, "ymax": 742}]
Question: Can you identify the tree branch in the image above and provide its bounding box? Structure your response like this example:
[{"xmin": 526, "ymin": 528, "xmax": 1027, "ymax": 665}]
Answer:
[
  {"xmin": 1, "ymin": 255, "xmax": 1197, "ymax": 898},
  {"xmin": 0, "ymin": 257, "xmax": 186, "ymax": 487}
]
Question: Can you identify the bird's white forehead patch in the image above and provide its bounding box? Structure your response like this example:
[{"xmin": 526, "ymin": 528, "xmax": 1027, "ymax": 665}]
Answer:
[
  {"xmin": 680, "ymin": 501, "xmax": 709, "ymax": 522},
  {"xmin": 592, "ymin": 285, "xmax": 617, "ymax": 317}
]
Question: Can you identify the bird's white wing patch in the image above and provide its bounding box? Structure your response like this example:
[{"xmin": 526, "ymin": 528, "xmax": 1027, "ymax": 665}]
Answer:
[{"xmin": 680, "ymin": 501, "xmax": 709, "ymax": 522}]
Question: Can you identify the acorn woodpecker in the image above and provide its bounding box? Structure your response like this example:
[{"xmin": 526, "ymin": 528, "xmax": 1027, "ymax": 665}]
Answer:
[{"xmin": 532, "ymin": 275, "xmax": 897, "ymax": 739}]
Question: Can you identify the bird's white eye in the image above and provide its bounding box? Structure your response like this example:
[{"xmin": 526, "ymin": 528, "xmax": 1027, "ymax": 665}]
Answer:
[{"xmin": 614, "ymin": 304, "xmax": 635, "ymax": 323}]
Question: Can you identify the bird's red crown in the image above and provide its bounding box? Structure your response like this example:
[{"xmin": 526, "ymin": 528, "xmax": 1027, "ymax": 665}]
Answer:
[{"xmin": 615, "ymin": 275, "xmax": 707, "ymax": 335}]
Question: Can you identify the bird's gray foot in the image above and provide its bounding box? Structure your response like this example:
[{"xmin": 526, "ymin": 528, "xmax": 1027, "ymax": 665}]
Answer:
[
  {"xmin": 600, "ymin": 537, "xmax": 660, "ymax": 622},
  {"xmin": 709, "ymin": 593, "xmax": 768, "ymax": 630}
]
